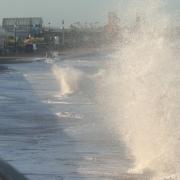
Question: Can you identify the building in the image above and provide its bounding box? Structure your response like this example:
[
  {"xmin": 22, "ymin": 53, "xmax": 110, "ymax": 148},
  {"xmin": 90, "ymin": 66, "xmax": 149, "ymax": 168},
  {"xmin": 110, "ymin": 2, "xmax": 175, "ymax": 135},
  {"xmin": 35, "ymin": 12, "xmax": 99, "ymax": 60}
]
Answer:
[
  {"xmin": 2, "ymin": 17, "xmax": 43, "ymax": 37},
  {"xmin": 0, "ymin": 27, "xmax": 5, "ymax": 50},
  {"xmin": 106, "ymin": 12, "xmax": 120, "ymax": 34}
]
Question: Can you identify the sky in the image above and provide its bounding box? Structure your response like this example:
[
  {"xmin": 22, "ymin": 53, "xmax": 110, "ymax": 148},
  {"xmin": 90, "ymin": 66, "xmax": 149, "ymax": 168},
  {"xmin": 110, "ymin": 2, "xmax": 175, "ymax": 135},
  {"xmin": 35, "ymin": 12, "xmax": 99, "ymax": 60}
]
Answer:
[{"xmin": 0, "ymin": 0, "xmax": 179, "ymax": 27}]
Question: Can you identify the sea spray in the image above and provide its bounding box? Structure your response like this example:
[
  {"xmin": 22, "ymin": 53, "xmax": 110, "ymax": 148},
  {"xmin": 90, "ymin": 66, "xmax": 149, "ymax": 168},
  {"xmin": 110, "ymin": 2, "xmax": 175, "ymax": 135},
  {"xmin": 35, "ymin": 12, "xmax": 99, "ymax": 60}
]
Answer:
[
  {"xmin": 97, "ymin": 0, "xmax": 180, "ymax": 178},
  {"xmin": 51, "ymin": 64, "xmax": 99, "ymax": 99},
  {"xmin": 52, "ymin": 64, "xmax": 82, "ymax": 96}
]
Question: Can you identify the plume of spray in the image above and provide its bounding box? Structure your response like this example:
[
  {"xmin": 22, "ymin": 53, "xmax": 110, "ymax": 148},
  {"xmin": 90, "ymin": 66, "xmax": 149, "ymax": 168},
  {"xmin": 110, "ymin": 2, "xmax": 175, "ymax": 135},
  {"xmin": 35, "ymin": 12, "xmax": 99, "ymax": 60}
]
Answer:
[
  {"xmin": 52, "ymin": 64, "xmax": 82, "ymax": 96},
  {"xmin": 97, "ymin": 0, "xmax": 180, "ymax": 178},
  {"xmin": 52, "ymin": 64, "xmax": 100, "ymax": 99}
]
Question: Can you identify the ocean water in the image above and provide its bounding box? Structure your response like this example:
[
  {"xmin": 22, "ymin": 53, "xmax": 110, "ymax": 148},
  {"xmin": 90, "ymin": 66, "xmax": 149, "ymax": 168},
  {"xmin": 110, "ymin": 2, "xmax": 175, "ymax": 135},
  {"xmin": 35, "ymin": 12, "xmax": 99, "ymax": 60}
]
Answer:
[
  {"xmin": 0, "ymin": 1, "xmax": 179, "ymax": 179},
  {"xmin": 0, "ymin": 33, "xmax": 179, "ymax": 180},
  {"xmin": 0, "ymin": 52, "xmax": 134, "ymax": 180},
  {"xmin": 0, "ymin": 32, "xmax": 178, "ymax": 180}
]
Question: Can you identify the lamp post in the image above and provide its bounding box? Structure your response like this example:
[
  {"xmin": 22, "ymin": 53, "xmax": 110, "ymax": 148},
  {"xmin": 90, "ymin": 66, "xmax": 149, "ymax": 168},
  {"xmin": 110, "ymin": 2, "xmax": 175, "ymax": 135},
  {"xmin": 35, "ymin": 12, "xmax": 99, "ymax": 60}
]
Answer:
[
  {"xmin": 62, "ymin": 20, "xmax": 65, "ymax": 46},
  {"xmin": 14, "ymin": 24, "xmax": 17, "ymax": 53},
  {"xmin": 48, "ymin": 22, "xmax": 51, "ymax": 32},
  {"xmin": 48, "ymin": 22, "xmax": 51, "ymax": 46}
]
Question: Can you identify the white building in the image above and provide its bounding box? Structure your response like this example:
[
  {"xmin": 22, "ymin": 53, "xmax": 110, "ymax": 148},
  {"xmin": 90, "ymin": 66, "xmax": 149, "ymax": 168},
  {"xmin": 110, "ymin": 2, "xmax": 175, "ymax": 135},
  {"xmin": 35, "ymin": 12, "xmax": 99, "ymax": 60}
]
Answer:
[{"xmin": 2, "ymin": 17, "xmax": 43, "ymax": 37}]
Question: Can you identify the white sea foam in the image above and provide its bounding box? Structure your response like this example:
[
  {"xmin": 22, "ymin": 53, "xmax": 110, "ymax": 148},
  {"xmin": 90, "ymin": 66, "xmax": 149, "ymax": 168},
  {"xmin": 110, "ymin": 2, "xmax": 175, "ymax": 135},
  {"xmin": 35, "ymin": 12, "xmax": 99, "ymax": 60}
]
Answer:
[{"xmin": 56, "ymin": 112, "xmax": 83, "ymax": 119}]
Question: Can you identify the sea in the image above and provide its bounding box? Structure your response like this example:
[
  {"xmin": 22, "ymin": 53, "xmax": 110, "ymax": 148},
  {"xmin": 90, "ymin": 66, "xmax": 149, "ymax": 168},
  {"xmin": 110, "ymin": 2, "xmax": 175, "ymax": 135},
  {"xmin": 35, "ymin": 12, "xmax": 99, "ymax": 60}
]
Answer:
[
  {"xmin": 0, "ymin": 52, "xmax": 134, "ymax": 180},
  {"xmin": 0, "ymin": 36, "xmax": 179, "ymax": 180},
  {"xmin": 0, "ymin": 0, "xmax": 180, "ymax": 179}
]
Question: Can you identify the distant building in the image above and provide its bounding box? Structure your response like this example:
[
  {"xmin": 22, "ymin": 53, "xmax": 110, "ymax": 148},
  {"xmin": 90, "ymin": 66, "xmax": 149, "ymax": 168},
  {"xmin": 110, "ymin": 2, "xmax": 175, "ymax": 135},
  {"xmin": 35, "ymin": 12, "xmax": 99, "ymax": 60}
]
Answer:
[
  {"xmin": 2, "ymin": 17, "xmax": 43, "ymax": 37},
  {"xmin": 106, "ymin": 12, "xmax": 120, "ymax": 34},
  {"xmin": 0, "ymin": 27, "xmax": 5, "ymax": 49},
  {"xmin": 134, "ymin": 15, "xmax": 145, "ymax": 30}
]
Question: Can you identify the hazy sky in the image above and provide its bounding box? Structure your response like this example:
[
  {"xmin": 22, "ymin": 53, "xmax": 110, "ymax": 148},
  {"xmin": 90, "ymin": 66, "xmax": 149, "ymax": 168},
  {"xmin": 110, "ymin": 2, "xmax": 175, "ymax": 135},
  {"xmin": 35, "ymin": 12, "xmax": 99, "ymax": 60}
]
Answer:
[{"xmin": 0, "ymin": 0, "xmax": 179, "ymax": 27}]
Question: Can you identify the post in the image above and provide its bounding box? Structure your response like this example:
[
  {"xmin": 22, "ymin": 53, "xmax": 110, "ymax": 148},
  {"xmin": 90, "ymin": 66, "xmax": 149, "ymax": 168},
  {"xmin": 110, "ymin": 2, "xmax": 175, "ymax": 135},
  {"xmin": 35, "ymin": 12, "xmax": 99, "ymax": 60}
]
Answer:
[
  {"xmin": 14, "ymin": 24, "xmax": 17, "ymax": 53},
  {"xmin": 62, "ymin": 20, "xmax": 65, "ymax": 46},
  {"xmin": 48, "ymin": 22, "xmax": 51, "ymax": 32},
  {"xmin": 48, "ymin": 22, "xmax": 51, "ymax": 42}
]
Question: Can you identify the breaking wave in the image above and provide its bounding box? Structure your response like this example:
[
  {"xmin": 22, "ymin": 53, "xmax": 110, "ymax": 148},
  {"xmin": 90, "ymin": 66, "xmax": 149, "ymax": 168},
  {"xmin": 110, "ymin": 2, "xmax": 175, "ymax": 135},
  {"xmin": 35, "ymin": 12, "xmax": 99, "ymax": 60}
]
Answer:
[{"xmin": 97, "ymin": 0, "xmax": 180, "ymax": 179}]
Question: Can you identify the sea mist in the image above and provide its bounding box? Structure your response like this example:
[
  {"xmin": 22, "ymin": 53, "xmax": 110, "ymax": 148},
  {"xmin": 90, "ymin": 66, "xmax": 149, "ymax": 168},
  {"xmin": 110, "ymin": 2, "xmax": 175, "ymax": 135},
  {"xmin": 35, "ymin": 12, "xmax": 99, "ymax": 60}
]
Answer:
[{"xmin": 97, "ymin": 0, "xmax": 180, "ymax": 178}]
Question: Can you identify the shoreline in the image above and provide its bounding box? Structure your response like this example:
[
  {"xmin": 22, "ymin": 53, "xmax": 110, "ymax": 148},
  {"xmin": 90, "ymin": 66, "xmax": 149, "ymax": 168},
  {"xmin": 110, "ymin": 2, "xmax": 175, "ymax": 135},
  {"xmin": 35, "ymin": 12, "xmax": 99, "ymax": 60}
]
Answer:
[
  {"xmin": 0, "ymin": 46, "xmax": 111, "ymax": 64},
  {"xmin": 1, "ymin": 45, "xmax": 177, "ymax": 64},
  {"xmin": 0, "ymin": 51, "xmax": 46, "ymax": 64}
]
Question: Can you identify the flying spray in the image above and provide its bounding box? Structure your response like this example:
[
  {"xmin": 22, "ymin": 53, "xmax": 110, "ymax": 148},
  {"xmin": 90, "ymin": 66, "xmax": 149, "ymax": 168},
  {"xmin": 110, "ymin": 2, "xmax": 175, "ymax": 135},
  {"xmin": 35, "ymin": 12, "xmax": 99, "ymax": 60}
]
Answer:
[
  {"xmin": 51, "ymin": 63, "xmax": 101, "ymax": 99},
  {"xmin": 49, "ymin": 1, "xmax": 180, "ymax": 178},
  {"xmin": 97, "ymin": 0, "xmax": 180, "ymax": 179}
]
